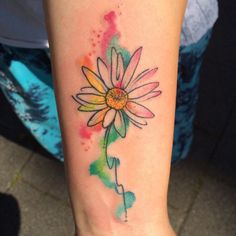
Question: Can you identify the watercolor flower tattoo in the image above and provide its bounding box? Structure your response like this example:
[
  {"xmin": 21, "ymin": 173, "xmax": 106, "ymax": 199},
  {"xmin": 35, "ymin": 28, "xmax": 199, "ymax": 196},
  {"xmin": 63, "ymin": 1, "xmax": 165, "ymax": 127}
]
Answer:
[
  {"xmin": 76, "ymin": 47, "xmax": 161, "ymax": 135},
  {"xmin": 72, "ymin": 10, "xmax": 161, "ymax": 222}
]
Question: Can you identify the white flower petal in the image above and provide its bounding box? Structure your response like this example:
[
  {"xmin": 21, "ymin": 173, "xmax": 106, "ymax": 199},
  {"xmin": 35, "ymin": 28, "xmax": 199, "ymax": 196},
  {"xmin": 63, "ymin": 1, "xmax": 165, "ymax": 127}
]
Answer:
[
  {"xmin": 87, "ymin": 107, "xmax": 110, "ymax": 126},
  {"xmin": 114, "ymin": 111, "xmax": 126, "ymax": 137},
  {"xmin": 123, "ymin": 107, "xmax": 147, "ymax": 125},
  {"xmin": 103, "ymin": 109, "xmax": 116, "ymax": 127},
  {"xmin": 111, "ymin": 48, "xmax": 118, "ymax": 87},
  {"xmin": 97, "ymin": 58, "xmax": 112, "ymax": 88},
  {"xmin": 128, "ymin": 118, "xmax": 143, "ymax": 129}
]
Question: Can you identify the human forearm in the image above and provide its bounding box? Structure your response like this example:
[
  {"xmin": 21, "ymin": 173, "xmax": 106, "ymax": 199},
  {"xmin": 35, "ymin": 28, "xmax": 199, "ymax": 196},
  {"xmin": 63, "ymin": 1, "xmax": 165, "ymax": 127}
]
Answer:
[{"xmin": 44, "ymin": 1, "xmax": 186, "ymax": 235}]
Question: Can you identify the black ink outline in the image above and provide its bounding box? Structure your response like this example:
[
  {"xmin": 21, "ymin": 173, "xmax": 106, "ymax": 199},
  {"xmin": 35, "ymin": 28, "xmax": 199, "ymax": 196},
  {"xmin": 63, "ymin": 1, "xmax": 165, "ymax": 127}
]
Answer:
[
  {"xmin": 71, "ymin": 95, "xmax": 81, "ymax": 104},
  {"xmin": 128, "ymin": 118, "xmax": 143, "ymax": 129}
]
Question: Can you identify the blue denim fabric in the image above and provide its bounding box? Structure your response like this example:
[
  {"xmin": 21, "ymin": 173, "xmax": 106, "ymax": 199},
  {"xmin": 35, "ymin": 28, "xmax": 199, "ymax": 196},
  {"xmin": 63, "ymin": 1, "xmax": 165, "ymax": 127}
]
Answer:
[
  {"xmin": 172, "ymin": 29, "xmax": 212, "ymax": 162},
  {"xmin": 0, "ymin": 46, "xmax": 63, "ymax": 160},
  {"xmin": 0, "ymin": 30, "xmax": 212, "ymax": 162}
]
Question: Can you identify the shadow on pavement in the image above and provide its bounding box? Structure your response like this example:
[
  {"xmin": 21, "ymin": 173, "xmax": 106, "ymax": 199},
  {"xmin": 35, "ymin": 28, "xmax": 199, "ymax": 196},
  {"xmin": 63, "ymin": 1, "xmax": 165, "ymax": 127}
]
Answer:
[{"xmin": 0, "ymin": 193, "xmax": 20, "ymax": 236}]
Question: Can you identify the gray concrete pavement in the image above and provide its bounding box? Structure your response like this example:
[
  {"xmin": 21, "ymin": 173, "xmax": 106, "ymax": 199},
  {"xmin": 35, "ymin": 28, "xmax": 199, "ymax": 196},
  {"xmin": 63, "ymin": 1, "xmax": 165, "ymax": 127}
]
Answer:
[{"xmin": 1, "ymin": 127, "xmax": 236, "ymax": 236}]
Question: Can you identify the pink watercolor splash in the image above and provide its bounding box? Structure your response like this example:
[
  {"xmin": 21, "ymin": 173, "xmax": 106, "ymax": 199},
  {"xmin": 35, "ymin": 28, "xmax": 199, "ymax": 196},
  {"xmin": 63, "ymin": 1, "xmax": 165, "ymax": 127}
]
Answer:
[
  {"xmin": 101, "ymin": 11, "xmax": 120, "ymax": 60},
  {"xmin": 78, "ymin": 11, "xmax": 119, "ymax": 140},
  {"xmin": 76, "ymin": 55, "xmax": 93, "ymax": 69},
  {"xmin": 79, "ymin": 125, "xmax": 92, "ymax": 139},
  {"xmin": 79, "ymin": 123, "xmax": 103, "ymax": 139}
]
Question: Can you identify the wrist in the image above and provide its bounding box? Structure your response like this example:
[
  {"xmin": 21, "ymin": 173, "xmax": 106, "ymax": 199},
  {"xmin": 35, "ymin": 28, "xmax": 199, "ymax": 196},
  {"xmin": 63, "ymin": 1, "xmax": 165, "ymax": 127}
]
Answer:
[{"xmin": 75, "ymin": 219, "xmax": 176, "ymax": 236}]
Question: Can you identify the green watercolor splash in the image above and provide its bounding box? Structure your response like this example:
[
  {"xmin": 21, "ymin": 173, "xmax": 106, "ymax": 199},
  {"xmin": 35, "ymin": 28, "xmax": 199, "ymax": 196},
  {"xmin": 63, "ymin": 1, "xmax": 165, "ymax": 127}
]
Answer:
[
  {"xmin": 89, "ymin": 37, "xmax": 136, "ymax": 220},
  {"xmin": 106, "ymin": 34, "xmax": 131, "ymax": 67}
]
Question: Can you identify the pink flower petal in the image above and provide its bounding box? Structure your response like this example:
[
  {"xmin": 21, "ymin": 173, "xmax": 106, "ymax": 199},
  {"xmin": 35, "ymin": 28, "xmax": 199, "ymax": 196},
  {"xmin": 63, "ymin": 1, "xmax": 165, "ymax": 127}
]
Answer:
[
  {"xmin": 121, "ymin": 47, "xmax": 142, "ymax": 88},
  {"xmin": 133, "ymin": 90, "xmax": 162, "ymax": 102},
  {"xmin": 103, "ymin": 109, "xmax": 116, "ymax": 127},
  {"xmin": 128, "ymin": 82, "xmax": 159, "ymax": 99},
  {"xmin": 127, "ymin": 68, "xmax": 158, "ymax": 91},
  {"xmin": 125, "ymin": 101, "xmax": 154, "ymax": 118}
]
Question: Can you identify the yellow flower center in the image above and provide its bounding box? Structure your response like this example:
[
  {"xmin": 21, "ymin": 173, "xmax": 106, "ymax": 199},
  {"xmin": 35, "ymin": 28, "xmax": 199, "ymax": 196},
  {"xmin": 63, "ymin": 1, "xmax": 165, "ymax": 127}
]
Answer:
[{"xmin": 106, "ymin": 88, "xmax": 128, "ymax": 110}]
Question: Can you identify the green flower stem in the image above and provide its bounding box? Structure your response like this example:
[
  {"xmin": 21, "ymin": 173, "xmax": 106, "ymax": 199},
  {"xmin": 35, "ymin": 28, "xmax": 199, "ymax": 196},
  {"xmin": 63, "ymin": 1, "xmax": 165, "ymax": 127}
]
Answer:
[
  {"xmin": 90, "ymin": 121, "xmax": 136, "ymax": 221},
  {"xmin": 104, "ymin": 125, "xmax": 128, "ymax": 221}
]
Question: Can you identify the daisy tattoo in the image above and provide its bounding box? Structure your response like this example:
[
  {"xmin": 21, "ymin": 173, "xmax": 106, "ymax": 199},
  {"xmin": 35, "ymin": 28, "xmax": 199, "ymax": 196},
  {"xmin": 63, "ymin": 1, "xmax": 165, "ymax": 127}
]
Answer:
[{"xmin": 72, "ymin": 10, "xmax": 161, "ymax": 221}]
